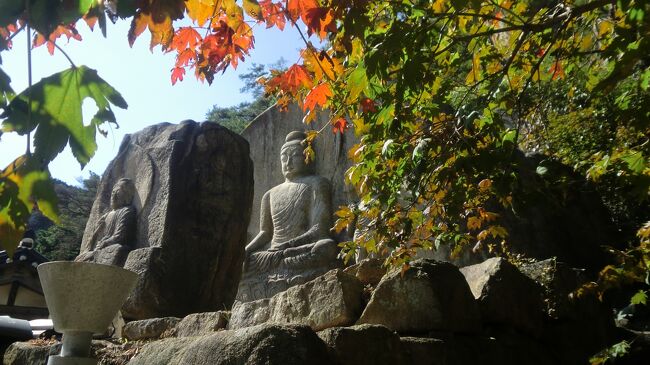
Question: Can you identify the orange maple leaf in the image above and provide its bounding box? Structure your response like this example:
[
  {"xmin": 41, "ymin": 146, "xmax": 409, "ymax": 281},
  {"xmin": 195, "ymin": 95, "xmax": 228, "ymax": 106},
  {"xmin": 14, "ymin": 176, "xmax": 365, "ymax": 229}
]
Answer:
[
  {"xmin": 33, "ymin": 25, "xmax": 82, "ymax": 55},
  {"xmin": 332, "ymin": 117, "xmax": 347, "ymax": 134},
  {"xmin": 286, "ymin": 0, "xmax": 318, "ymax": 24},
  {"xmin": 171, "ymin": 66, "xmax": 186, "ymax": 85},
  {"xmin": 260, "ymin": 0, "xmax": 286, "ymax": 30},
  {"xmin": 264, "ymin": 64, "xmax": 312, "ymax": 95},
  {"xmin": 176, "ymin": 49, "xmax": 196, "ymax": 67},
  {"xmin": 284, "ymin": 64, "xmax": 312, "ymax": 94},
  {"xmin": 549, "ymin": 60, "xmax": 565, "ymax": 80},
  {"xmin": 170, "ymin": 27, "xmax": 203, "ymax": 52},
  {"xmin": 303, "ymin": 83, "xmax": 332, "ymax": 112}
]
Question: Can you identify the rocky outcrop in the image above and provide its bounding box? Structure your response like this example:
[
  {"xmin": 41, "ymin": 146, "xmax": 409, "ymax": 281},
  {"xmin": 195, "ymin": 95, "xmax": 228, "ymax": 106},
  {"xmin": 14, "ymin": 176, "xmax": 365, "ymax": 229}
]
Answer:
[
  {"xmin": 123, "ymin": 317, "xmax": 180, "ymax": 341},
  {"xmin": 128, "ymin": 324, "xmax": 334, "ymax": 365},
  {"xmin": 175, "ymin": 312, "xmax": 228, "ymax": 337},
  {"xmin": 357, "ymin": 259, "xmax": 481, "ymax": 334},
  {"xmin": 460, "ymin": 257, "xmax": 544, "ymax": 336},
  {"xmin": 79, "ymin": 121, "xmax": 253, "ymax": 319},
  {"xmin": 230, "ymin": 269, "xmax": 364, "ymax": 331}
]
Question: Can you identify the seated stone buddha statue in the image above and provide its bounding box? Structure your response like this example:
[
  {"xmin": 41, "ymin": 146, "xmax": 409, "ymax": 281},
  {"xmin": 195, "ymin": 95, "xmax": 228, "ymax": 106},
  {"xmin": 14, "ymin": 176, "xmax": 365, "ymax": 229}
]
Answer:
[
  {"xmin": 238, "ymin": 131, "xmax": 339, "ymax": 301},
  {"xmin": 75, "ymin": 178, "xmax": 136, "ymax": 267}
]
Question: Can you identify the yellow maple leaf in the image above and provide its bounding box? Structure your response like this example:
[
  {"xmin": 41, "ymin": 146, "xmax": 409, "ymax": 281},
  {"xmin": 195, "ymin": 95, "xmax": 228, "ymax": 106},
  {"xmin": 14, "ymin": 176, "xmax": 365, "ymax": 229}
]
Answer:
[
  {"xmin": 186, "ymin": 0, "xmax": 220, "ymax": 26},
  {"xmin": 303, "ymin": 49, "xmax": 343, "ymax": 81}
]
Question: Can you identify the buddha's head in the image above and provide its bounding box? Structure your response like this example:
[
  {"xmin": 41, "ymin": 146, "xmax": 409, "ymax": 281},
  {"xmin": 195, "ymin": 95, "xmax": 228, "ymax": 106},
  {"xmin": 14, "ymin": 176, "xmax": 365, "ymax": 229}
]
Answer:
[
  {"xmin": 110, "ymin": 178, "xmax": 135, "ymax": 209},
  {"xmin": 281, "ymin": 131, "xmax": 310, "ymax": 180}
]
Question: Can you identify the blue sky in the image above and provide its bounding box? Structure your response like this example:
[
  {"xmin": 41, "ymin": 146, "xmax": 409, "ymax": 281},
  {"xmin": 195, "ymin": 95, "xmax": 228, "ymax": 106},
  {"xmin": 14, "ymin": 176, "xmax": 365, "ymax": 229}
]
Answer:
[{"xmin": 0, "ymin": 17, "xmax": 305, "ymax": 185}]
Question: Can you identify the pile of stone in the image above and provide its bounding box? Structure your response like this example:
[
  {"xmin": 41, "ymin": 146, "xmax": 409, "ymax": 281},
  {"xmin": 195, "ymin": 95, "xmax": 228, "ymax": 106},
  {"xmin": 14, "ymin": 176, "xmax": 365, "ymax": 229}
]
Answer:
[{"xmin": 5, "ymin": 257, "xmax": 626, "ymax": 365}]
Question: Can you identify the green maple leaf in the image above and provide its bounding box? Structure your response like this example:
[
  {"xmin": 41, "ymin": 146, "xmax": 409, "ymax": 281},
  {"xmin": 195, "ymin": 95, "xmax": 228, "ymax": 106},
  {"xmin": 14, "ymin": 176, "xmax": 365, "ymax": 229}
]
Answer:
[{"xmin": 1, "ymin": 66, "xmax": 128, "ymax": 168}]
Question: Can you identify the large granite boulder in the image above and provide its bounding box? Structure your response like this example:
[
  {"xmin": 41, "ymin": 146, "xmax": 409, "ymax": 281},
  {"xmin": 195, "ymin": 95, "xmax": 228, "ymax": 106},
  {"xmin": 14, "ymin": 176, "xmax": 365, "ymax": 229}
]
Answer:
[
  {"xmin": 460, "ymin": 257, "xmax": 544, "ymax": 336},
  {"xmin": 230, "ymin": 269, "xmax": 364, "ymax": 331},
  {"xmin": 128, "ymin": 324, "xmax": 334, "ymax": 365},
  {"xmin": 357, "ymin": 259, "xmax": 481, "ymax": 334},
  {"xmin": 79, "ymin": 121, "xmax": 253, "ymax": 319}
]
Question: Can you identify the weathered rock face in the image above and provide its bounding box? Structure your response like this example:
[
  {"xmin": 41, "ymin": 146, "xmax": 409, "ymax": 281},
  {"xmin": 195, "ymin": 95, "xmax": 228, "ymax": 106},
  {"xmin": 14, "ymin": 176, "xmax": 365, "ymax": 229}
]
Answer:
[
  {"xmin": 241, "ymin": 104, "xmax": 357, "ymax": 243},
  {"xmin": 175, "ymin": 311, "xmax": 228, "ymax": 337},
  {"xmin": 519, "ymin": 258, "xmax": 618, "ymax": 364},
  {"xmin": 123, "ymin": 317, "xmax": 180, "ymax": 341},
  {"xmin": 318, "ymin": 324, "xmax": 406, "ymax": 365},
  {"xmin": 128, "ymin": 324, "xmax": 334, "ymax": 365},
  {"xmin": 460, "ymin": 257, "xmax": 544, "ymax": 336},
  {"xmin": 230, "ymin": 269, "xmax": 364, "ymax": 331},
  {"xmin": 357, "ymin": 259, "xmax": 481, "ymax": 334},
  {"xmin": 80, "ymin": 121, "xmax": 254, "ymax": 319}
]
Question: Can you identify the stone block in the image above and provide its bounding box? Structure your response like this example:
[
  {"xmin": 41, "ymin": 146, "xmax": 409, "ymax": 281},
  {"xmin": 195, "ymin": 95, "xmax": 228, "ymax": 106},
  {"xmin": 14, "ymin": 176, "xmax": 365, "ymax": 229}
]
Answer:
[
  {"xmin": 128, "ymin": 324, "xmax": 334, "ymax": 365},
  {"xmin": 230, "ymin": 269, "xmax": 364, "ymax": 331},
  {"xmin": 343, "ymin": 258, "xmax": 386, "ymax": 287},
  {"xmin": 123, "ymin": 317, "xmax": 180, "ymax": 341},
  {"xmin": 175, "ymin": 312, "xmax": 228, "ymax": 337},
  {"xmin": 460, "ymin": 257, "xmax": 544, "ymax": 336},
  {"xmin": 318, "ymin": 324, "xmax": 405, "ymax": 365},
  {"xmin": 357, "ymin": 259, "xmax": 481, "ymax": 334}
]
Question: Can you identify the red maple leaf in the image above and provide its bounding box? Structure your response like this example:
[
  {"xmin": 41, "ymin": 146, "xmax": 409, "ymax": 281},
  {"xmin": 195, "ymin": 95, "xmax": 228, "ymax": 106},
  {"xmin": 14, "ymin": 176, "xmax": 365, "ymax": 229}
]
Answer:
[
  {"xmin": 360, "ymin": 98, "xmax": 377, "ymax": 113},
  {"xmin": 304, "ymin": 7, "xmax": 336, "ymax": 40},
  {"xmin": 332, "ymin": 117, "xmax": 347, "ymax": 134},
  {"xmin": 171, "ymin": 67, "xmax": 185, "ymax": 85},
  {"xmin": 303, "ymin": 83, "xmax": 332, "ymax": 112}
]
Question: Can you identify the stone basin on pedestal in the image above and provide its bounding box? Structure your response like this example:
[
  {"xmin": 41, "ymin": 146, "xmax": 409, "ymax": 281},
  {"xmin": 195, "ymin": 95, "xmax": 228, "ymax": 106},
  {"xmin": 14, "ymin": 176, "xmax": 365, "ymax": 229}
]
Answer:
[{"xmin": 38, "ymin": 262, "xmax": 138, "ymax": 365}]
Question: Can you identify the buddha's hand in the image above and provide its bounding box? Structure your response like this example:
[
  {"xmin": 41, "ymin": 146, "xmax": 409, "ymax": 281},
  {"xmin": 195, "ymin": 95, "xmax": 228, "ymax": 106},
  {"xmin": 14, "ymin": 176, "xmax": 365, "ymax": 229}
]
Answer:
[{"xmin": 273, "ymin": 240, "xmax": 296, "ymax": 251}]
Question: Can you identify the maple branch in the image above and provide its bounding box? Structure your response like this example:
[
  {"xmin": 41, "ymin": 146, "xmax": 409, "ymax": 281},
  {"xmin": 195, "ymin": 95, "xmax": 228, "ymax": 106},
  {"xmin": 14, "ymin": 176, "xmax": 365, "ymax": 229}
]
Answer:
[
  {"xmin": 291, "ymin": 21, "xmax": 334, "ymax": 83},
  {"xmin": 204, "ymin": 0, "xmax": 222, "ymax": 38},
  {"xmin": 5, "ymin": 24, "xmax": 26, "ymax": 43},
  {"xmin": 449, "ymin": 0, "xmax": 610, "ymax": 42},
  {"xmin": 51, "ymin": 41, "xmax": 76, "ymax": 68},
  {"xmin": 434, "ymin": 12, "xmax": 517, "ymax": 27}
]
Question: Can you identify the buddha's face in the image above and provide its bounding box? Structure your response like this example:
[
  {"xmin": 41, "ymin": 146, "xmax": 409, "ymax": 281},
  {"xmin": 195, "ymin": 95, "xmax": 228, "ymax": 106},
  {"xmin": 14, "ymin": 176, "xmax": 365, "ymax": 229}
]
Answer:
[
  {"xmin": 110, "ymin": 181, "xmax": 133, "ymax": 209},
  {"xmin": 281, "ymin": 145, "xmax": 307, "ymax": 179}
]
